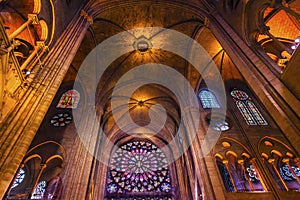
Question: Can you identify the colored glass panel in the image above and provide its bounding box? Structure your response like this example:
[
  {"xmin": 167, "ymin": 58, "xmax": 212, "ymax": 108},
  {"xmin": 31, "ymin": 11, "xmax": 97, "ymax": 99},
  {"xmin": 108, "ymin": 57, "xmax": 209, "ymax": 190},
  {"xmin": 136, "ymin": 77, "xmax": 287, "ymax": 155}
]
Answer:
[
  {"xmin": 31, "ymin": 181, "xmax": 47, "ymax": 199},
  {"xmin": 217, "ymin": 162, "xmax": 235, "ymax": 192},
  {"xmin": 50, "ymin": 113, "xmax": 72, "ymax": 127},
  {"xmin": 57, "ymin": 89, "xmax": 80, "ymax": 109},
  {"xmin": 246, "ymin": 101, "xmax": 268, "ymax": 125},
  {"xmin": 106, "ymin": 141, "xmax": 172, "ymax": 194},
  {"xmin": 12, "ymin": 169, "xmax": 25, "ymax": 188},
  {"xmin": 235, "ymin": 101, "xmax": 257, "ymax": 125},
  {"xmin": 280, "ymin": 164, "xmax": 300, "ymax": 181},
  {"xmin": 231, "ymin": 89, "xmax": 267, "ymax": 126},
  {"xmin": 230, "ymin": 90, "xmax": 248, "ymax": 100},
  {"xmin": 207, "ymin": 117, "xmax": 230, "ymax": 131},
  {"xmin": 246, "ymin": 165, "xmax": 260, "ymax": 182},
  {"xmin": 199, "ymin": 89, "xmax": 221, "ymax": 108}
]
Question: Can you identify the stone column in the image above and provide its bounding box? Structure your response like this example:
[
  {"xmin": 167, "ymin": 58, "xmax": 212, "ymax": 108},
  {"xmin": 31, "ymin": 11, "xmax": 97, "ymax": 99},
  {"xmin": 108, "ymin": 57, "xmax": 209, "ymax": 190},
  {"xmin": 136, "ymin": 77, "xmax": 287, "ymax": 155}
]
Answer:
[
  {"xmin": 0, "ymin": 12, "xmax": 90, "ymax": 199},
  {"xmin": 238, "ymin": 159, "xmax": 255, "ymax": 191},
  {"xmin": 268, "ymin": 159, "xmax": 289, "ymax": 191},
  {"xmin": 282, "ymin": 158, "xmax": 300, "ymax": 184},
  {"xmin": 29, "ymin": 164, "xmax": 47, "ymax": 198},
  {"xmin": 181, "ymin": 107, "xmax": 221, "ymax": 199}
]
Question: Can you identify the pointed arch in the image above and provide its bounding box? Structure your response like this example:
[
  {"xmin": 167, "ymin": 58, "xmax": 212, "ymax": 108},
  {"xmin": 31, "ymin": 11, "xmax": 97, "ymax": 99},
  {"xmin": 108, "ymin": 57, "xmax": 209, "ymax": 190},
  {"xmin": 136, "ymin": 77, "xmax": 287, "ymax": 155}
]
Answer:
[{"xmin": 231, "ymin": 89, "xmax": 268, "ymax": 125}]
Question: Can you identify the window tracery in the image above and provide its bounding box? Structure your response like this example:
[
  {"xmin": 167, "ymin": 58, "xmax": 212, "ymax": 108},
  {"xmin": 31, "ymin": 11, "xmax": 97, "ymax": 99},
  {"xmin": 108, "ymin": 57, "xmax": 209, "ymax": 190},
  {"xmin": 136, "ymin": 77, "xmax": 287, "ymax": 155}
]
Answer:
[
  {"xmin": 231, "ymin": 89, "xmax": 268, "ymax": 125},
  {"xmin": 199, "ymin": 89, "xmax": 221, "ymax": 108},
  {"xmin": 207, "ymin": 117, "xmax": 230, "ymax": 131},
  {"xmin": 50, "ymin": 113, "xmax": 72, "ymax": 127},
  {"xmin": 106, "ymin": 141, "xmax": 172, "ymax": 198},
  {"xmin": 56, "ymin": 89, "xmax": 80, "ymax": 109}
]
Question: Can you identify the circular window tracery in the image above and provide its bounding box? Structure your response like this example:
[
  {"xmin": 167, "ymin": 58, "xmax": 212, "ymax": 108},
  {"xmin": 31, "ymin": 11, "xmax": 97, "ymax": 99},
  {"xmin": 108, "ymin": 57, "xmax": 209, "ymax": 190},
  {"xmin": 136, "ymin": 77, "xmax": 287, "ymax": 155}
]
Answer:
[
  {"xmin": 50, "ymin": 113, "xmax": 72, "ymax": 127},
  {"xmin": 207, "ymin": 117, "xmax": 230, "ymax": 131},
  {"xmin": 230, "ymin": 90, "xmax": 249, "ymax": 100},
  {"xmin": 106, "ymin": 141, "xmax": 172, "ymax": 194}
]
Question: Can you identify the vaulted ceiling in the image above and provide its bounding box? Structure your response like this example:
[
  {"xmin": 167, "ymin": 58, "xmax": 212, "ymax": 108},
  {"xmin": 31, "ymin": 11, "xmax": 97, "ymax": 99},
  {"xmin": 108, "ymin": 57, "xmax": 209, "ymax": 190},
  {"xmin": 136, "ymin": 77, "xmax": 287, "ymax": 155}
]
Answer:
[{"xmin": 62, "ymin": 1, "xmax": 244, "ymax": 142}]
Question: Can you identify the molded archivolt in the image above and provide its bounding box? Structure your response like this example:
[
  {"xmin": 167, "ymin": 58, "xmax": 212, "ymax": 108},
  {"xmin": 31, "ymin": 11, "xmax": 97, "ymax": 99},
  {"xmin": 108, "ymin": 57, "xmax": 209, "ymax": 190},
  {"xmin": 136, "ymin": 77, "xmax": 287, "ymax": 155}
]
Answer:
[
  {"xmin": 6, "ymin": 141, "xmax": 66, "ymax": 199},
  {"xmin": 258, "ymin": 137, "xmax": 300, "ymax": 192},
  {"xmin": 213, "ymin": 137, "xmax": 267, "ymax": 193}
]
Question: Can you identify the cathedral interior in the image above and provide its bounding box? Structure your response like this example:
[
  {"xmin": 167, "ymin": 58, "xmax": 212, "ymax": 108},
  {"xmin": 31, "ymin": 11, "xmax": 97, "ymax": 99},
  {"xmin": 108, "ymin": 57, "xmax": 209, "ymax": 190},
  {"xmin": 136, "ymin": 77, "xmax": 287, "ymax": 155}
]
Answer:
[{"xmin": 0, "ymin": 0, "xmax": 300, "ymax": 199}]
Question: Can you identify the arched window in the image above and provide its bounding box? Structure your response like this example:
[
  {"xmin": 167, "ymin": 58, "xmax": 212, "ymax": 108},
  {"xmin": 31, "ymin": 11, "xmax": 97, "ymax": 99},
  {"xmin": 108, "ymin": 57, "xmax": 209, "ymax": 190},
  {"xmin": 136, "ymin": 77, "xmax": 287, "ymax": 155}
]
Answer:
[
  {"xmin": 231, "ymin": 89, "xmax": 268, "ymax": 125},
  {"xmin": 105, "ymin": 141, "xmax": 172, "ymax": 199},
  {"xmin": 216, "ymin": 156, "xmax": 265, "ymax": 192},
  {"xmin": 199, "ymin": 89, "xmax": 221, "ymax": 108},
  {"xmin": 56, "ymin": 89, "xmax": 80, "ymax": 109},
  {"xmin": 31, "ymin": 181, "xmax": 47, "ymax": 199},
  {"xmin": 12, "ymin": 169, "xmax": 25, "ymax": 189},
  {"xmin": 216, "ymin": 159, "xmax": 235, "ymax": 192}
]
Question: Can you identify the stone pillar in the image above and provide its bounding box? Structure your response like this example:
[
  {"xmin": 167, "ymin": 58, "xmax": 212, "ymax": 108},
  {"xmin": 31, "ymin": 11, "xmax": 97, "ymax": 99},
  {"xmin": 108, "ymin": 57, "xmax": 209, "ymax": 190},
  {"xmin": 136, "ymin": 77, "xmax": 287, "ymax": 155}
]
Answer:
[
  {"xmin": 181, "ymin": 107, "xmax": 222, "ymax": 200},
  {"xmin": 282, "ymin": 158, "xmax": 300, "ymax": 184},
  {"xmin": 268, "ymin": 159, "xmax": 289, "ymax": 191},
  {"xmin": 238, "ymin": 159, "xmax": 255, "ymax": 191},
  {"xmin": 0, "ymin": 12, "xmax": 90, "ymax": 199},
  {"xmin": 30, "ymin": 164, "xmax": 47, "ymax": 198}
]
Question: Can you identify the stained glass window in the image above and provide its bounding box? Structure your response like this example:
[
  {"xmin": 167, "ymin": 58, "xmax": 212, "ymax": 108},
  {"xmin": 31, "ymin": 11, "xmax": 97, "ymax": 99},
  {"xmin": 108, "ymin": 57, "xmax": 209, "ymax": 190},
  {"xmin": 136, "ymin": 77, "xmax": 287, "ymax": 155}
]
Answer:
[
  {"xmin": 231, "ymin": 89, "xmax": 268, "ymax": 125},
  {"xmin": 31, "ymin": 181, "xmax": 47, "ymax": 199},
  {"xmin": 246, "ymin": 165, "xmax": 260, "ymax": 182},
  {"xmin": 106, "ymin": 141, "xmax": 172, "ymax": 196},
  {"xmin": 280, "ymin": 164, "xmax": 300, "ymax": 181},
  {"xmin": 199, "ymin": 89, "xmax": 221, "ymax": 108},
  {"xmin": 50, "ymin": 113, "xmax": 72, "ymax": 127},
  {"xmin": 246, "ymin": 101, "xmax": 268, "ymax": 125},
  {"xmin": 56, "ymin": 89, "xmax": 80, "ymax": 109},
  {"xmin": 235, "ymin": 100, "xmax": 257, "ymax": 125},
  {"xmin": 12, "ymin": 169, "xmax": 25, "ymax": 188},
  {"xmin": 207, "ymin": 117, "xmax": 230, "ymax": 131},
  {"xmin": 217, "ymin": 162, "xmax": 235, "ymax": 192}
]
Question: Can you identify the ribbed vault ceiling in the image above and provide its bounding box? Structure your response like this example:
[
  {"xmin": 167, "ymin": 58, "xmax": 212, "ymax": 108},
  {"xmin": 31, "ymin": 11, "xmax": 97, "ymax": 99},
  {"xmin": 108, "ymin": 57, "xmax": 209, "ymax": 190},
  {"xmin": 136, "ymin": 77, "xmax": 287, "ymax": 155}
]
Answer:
[{"xmin": 65, "ymin": 1, "xmax": 244, "ymax": 142}]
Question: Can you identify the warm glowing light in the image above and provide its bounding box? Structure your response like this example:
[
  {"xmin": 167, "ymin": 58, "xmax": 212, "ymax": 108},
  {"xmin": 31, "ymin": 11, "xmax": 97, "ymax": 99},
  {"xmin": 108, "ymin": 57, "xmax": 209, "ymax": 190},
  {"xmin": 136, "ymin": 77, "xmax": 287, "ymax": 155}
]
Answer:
[{"xmin": 137, "ymin": 100, "xmax": 144, "ymax": 107}]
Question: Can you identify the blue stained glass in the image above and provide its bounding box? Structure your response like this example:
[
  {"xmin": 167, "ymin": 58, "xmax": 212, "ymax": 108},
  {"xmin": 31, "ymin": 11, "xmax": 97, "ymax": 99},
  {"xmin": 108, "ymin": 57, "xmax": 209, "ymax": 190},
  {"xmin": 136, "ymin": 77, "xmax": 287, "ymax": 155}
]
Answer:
[
  {"xmin": 12, "ymin": 169, "xmax": 25, "ymax": 188},
  {"xmin": 199, "ymin": 89, "xmax": 221, "ymax": 108},
  {"xmin": 246, "ymin": 165, "xmax": 260, "ymax": 182},
  {"xmin": 31, "ymin": 181, "xmax": 47, "ymax": 199},
  {"xmin": 217, "ymin": 162, "xmax": 235, "ymax": 192},
  {"xmin": 280, "ymin": 164, "xmax": 300, "ymax": 181}
]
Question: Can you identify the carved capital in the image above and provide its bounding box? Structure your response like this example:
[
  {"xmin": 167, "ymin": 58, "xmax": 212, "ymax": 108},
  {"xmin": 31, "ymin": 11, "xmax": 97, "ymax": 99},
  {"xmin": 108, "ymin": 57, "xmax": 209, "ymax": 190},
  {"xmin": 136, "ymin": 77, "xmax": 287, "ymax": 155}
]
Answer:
[
  {"xmin": 294, "ymin": 157, "xmax": 300, "ymax": 165},
  {"xmin": 222, "ymin": 159, "xmax": 229, "ymax": 164},
  {"xmin": 80, "ymin": 10, "xmax": 93, "ymax": 25},
  {"xmin": 282, "ymin": 157, "xmax": 290, "ymax": 164},
  {"xmin": 237, "ymin": 159, "xmax": 244, "ymax": 165},
  {"xmin": 28, "ymin": 14, "xmax": 39, "ymax": 24},
  {"xmin": 268, "ymin": 158, "xmax": 275, "ymax": 164},
  {"xmin": 36, "ymin": 41, "xmax": 48, "ymax": 50}
]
